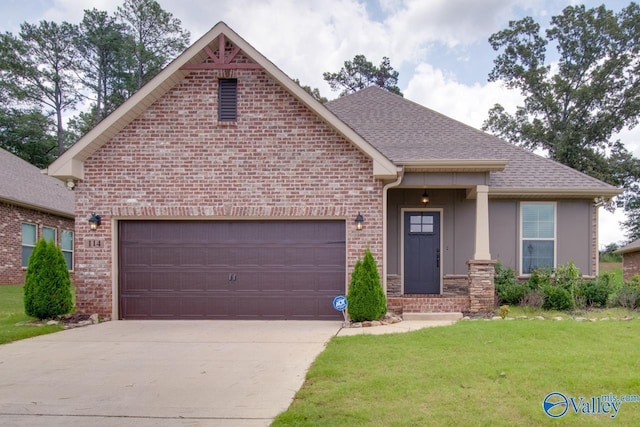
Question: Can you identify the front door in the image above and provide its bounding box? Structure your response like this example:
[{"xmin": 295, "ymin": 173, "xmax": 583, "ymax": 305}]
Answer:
[{"xmin": 404, "ymin": 211, "xmax": 441, "ymax": 294}]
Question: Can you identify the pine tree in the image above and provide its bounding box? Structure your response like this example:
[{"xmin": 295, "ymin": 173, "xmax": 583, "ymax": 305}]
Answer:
[{"xmin": 347, "ymin": 248, "xmax": 387, "ymax": 322}]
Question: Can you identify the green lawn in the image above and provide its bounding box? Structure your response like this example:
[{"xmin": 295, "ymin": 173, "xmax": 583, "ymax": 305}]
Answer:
[
  {"xmin": 273, "ymin": 319, "xmax": 640, "ymax": 426},
  {"xmin": 0, "ymin": 285, "xmax": 63, "ymax": 345}
]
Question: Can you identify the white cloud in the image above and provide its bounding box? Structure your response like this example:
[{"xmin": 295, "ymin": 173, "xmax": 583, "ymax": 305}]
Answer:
[{"xmin": 404, "ymin": 62, "xmax": 523, "ymax": 128}]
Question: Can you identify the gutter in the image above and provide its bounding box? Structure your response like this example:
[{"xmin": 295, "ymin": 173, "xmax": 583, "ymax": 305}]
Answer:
[{"xmin": 382, "ymin": 167, "xmax": 404, "ymax": 294}]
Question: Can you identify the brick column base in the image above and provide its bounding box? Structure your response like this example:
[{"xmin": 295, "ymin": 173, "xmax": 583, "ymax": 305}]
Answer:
[{"xmin": 468, "ymin": 260, "xmax": 497, "ymax": 313}]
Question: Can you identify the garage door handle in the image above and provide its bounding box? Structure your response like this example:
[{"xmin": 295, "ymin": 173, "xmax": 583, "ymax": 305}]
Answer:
[{"xmin": 229, "ymin": 273, "xmax": 237, "ymax": 282}]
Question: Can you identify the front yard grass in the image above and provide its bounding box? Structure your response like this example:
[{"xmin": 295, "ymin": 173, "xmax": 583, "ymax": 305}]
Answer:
[
  {"xmin": 0, "ymin": 285, "xmax": 63, "ymax": 345},
  {"xmin": 273, "ymin": 319, "xmax": 640, "ymax": 426}
]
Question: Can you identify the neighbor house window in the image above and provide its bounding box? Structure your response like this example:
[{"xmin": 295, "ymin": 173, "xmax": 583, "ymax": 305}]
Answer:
[
  {"xmin": 42, "ymin": 226, "xmax": 57, "ymax": 243},
  {"xmin": 218, "ymin": 78, "xmax": 237, "ymax": 122},
  {"xmin": 521, "ymin": 202, "xmax": 556, "ymax": 274},
  {"xmin": 21, "ymin": 223, "xmax": 37, "ymax": 267},
  {"xmin": 61, "ymin": 230, "xmax": 74, "ymax": 270}
]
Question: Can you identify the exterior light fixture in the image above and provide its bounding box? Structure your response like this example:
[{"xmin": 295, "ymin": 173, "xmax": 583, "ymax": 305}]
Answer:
[
  {"xmin": 88, "ymin": 213, "xmax": 102, "ymax": 230},
  {"xmin": 66, "ymin": 178, "xmax": 75, "ymax": 190},
  {"xmin": 355, "ymin": 212, "xmax": 364, "ymax": 230},
  {"xmin": 421, "ymin": 190, "xmax": 430, "ymax": 206}
]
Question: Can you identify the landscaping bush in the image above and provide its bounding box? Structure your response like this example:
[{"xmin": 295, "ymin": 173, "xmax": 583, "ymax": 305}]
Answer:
[
  {"xmin": 496, "ymin": 282, "xmax": 528, "ymax": 305},
  {"xmin": 521, "ymin": 289, "xmax": 545, "ymax": 309},
  {"xmin": 576, "ymin": 275, "xmax": 614, "ymax": 308},
  {"xmin": 24, "ymin": 239, "xmax": 73, "ymax": 320},
  {"xmin": 543, "ymin": 286, "xmax": 573, "ymax": 310},
  {"xmin": 494, "ymin": 261, "xmax": 527, "ymax": 305},
  {"xmin": 526, "ymin": 267, "xmax": 552, "ymax": 290},
  {"xmin": 347, "ymin": 248, "xmax": 386, "ymax": 322},
  {"xmin": 611, "ymin": 276, "xmax": 640, "ymax": 309}
]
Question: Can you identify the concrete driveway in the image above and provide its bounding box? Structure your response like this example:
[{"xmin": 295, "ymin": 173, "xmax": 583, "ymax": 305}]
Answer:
[{"xmin": 0, "ymin": 320, "xmax": 341, "ymax": 427}]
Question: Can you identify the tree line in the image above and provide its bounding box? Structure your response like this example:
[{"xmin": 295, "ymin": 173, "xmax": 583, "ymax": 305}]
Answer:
[{"xmin": 0, "ymin": 0, "xmax": 190, "ymax": 167}]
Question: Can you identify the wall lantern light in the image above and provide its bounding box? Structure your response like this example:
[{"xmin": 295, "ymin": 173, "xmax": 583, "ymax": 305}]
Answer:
[
  {"xmin": 355, "ymin": 212, "xmax": 364, "ymax": 230},
  {"xmin": 421, "ymin": 190, "xmax": 430, "ymax": 206},
  {"xmin": 88, "ymin": 213, "xmax": 102, "ymax": 230}
]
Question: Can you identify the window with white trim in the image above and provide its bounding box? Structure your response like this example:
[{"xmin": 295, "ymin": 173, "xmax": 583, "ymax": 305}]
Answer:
[
  {"xmin": 21, "ymin": 223, "xmax": 37, "ymax": 267},
  {"xmin": 42, "ymin": 226, "xmax": 57, "ymax": 243},
  {"xmin": 521, "ymin": 202, "xmax": 556, "ymax": 274},
  {"xmin": 61, "ymin": 230, "xmax": 74, "ymax": 271}
]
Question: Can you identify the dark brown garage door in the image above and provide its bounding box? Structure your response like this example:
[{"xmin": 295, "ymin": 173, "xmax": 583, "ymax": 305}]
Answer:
[{"xmin": 118, "ymin": 220, "xmax": 345, "ymax": 320}]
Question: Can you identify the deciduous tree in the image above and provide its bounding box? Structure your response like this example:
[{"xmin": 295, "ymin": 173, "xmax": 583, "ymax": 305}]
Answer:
[{"xmin": 483, "ymin": 3, "xmax": 640, "ymax": 239}]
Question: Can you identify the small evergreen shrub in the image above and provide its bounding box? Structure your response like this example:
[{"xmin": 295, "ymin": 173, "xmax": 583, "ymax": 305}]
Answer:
[
  {"xmin": 543, "ymin": 286, "xmax": 573, "ymax": 311},
  {"xmin": 496, "ymin": 282, "xmax": 528, "ymax": 305},
  {"xmin": 347, "ymin": 248, "xmax": 386, "ymax": 322},
  {"xmin": 494, "ymin": 261, "xmax": 527, "ymax": 305},
  {"xmin": 24, "ymin": 239, "xmax": 73, "ymax": 320},
  {"xmin": 576, "ymin": 277, "xmax": 613, "ymax": 308}
]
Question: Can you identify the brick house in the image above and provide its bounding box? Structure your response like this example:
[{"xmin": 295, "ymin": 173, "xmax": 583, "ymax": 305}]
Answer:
[
  {"xmin": 0, "ymin": 149, "xmax": 75, "ymax": 285},
  {"xmin": 46, "ymin": 22, "xmax": 620, "ymax": 320},
  {"xmin": 615, "ymin": 240, "xmax": 640, "ymax": 281}
]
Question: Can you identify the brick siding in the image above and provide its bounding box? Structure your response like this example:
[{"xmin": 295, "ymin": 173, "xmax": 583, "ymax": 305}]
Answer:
[
  {"xmin": 0, "ymin": 202, "xmax": 75, "ymax": 285},
  {"xmin": 74, "ymin": 57, "xmax": 384, "ymax": 317},
  {"xmin": 623, "ymin": 251, "xmax": 640, "ymax": 282}
]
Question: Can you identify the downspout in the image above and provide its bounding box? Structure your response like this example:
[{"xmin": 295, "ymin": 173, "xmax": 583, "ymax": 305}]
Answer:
[{"xmin": 382, "ymin": 166, "xmax": 405, "ymax": 293}]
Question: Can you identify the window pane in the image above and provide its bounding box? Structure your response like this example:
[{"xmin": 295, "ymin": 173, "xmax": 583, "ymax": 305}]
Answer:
[
  {"xmin": 522, "ymin": 204, "xmax": 554, "ymax": 238},
  {"xmin": 22, "ymin": 246, "xmax": 34, "ymax": 267},
  {"xmin": 63, "ymin": 251, "xmax": 73, "ymax": 270},
  {"xmin": 422, "ymin": 216, "xmax": 433, "ymax": 224},
  {"xmin": 61, "ymin": 230, "xmax": 73, "ymax": 251},
  {"xmin": 22, "ymin": 223, "xmax": 36, "ymax": 245},
  {"xmin": 410, "ymin": 215, "xmax": 421, "ymax": 224},
  {"xmin": 422, "ymin": 224, "xmax": 434, "ymax": 233},
  {"xmin": 410, "ymin": 224, "xmax": 422, "ymax": 233},
  {"xmin": 522, "ymin": 240, "xmax": 554, "ymax": 274},
  {"xmin": 43, "ymin": 227, "xmax": 56, "ymax": 243}
]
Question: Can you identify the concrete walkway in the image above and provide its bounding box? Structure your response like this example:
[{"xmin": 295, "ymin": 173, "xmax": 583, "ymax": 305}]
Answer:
[{"xmin": 0, "ymin": 319, "xmax": 456, "ymax": 426}]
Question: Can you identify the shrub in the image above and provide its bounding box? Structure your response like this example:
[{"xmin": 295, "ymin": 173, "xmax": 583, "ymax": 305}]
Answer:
[
  {"xmin": 526, "ymin": 267, "xmax": 552, "ymax": 290},
  {"xmin": 24, "ymin": 239, "xmax": 73, "ymax": 320},
  {"xmin": 496, "ymin": 282, "xmax": 528, "ymax": 305},
  {"xmin": 543, "ymin": 286, "xmax": 573, "ymax": 311},
  {"xmin": 347, "ymin": 248, "xmax": 386, "ymax": 322},
  {"xmin": 576, "ymin": 277, "xmax": 613, "ymax": 308},
  {"xmin": 521, "ymin": 289, "xmax": 545, "ymax": 309},
  {"xmin": 611, "ymin": 277, "xmax": 640, "ymax": 309},
  {"xmin": 494, "ymin": 261, "xmax": 526, "ymax": 305}
]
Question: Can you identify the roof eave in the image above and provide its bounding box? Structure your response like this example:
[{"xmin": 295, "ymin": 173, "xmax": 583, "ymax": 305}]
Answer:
[
  {"xmin": 399, "ymin": 159, "xmax": 508, "ymax": 172},
  {"xmin": 0, "ymin": 196, "xmax": 74, "ymax": 219},
  {"xmin": 489, "ymin": 187, "xmax": 623, "ymax": 199}
]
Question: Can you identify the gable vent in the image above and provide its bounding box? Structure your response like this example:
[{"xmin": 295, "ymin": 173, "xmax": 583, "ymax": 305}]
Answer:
[{"xmin": 218, "ymin": 78, "xmax": 238, "ymax": 122}]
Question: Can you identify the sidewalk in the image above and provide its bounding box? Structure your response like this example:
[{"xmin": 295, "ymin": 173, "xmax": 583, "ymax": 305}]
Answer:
[{"xmin": 337, "ymin": 319, "xmax": 457, "ymax": 336}]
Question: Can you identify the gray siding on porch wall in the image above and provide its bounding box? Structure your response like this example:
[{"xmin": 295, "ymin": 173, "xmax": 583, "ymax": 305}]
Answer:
[
  {"xmin": 489, "ymin": 199, "xmax": 595, "ymax": 276},
  {"xmin": 388, "ymin": 192, "xmax": 596, "ymax": 278}
]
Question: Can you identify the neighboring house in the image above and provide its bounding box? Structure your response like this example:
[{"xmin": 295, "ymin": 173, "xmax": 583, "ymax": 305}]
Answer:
[
  {"xmin": 615, "ymin": 240, "xmax": 640, "ymax": 281},
  {"xmin": 46, "ymin": 22, "xmax": 621, "ymax": 320},
  {"xmin": 0, "ymin": 148, "xmax": 75, "ymax": 285}
]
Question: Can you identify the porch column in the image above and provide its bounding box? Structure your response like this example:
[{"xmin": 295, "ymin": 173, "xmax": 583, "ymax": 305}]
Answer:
[
  {"xmin": 469, "ymin": 185, "xmax": 495, "ymax": 313},
  {"xmin": 473, "ymin": 185, "xmax": 491, "ymax": 260}
]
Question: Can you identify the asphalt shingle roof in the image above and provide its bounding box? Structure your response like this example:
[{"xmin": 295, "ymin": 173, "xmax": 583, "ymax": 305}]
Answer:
[
  {"xmin": 325, "ymin": 87, "xmax": 617, "ymax": 191},
  {"xmin": 0, "ymin": 149, "xmax": 74, "ymax": 217}
]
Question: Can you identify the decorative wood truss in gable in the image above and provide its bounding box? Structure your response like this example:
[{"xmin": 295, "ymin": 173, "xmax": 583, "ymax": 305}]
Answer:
[{"xmin": 180, "ymin": 34, "xmax": 262, "ymax": 70}]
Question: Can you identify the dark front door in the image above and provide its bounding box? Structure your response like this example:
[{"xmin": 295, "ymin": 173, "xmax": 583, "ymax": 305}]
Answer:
[
  {"xmin": 404, "ymin": 211, "xmax": 441, "ymax": 294},
  {"xmin": 118, "ymin": 220, "xmax": 345, "ymax": 320}
]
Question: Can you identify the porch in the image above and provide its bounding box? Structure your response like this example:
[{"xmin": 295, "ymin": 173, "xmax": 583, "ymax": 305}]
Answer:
[{"xmin": 383, "ymin": 173, "xmax": 498, "ymax": 314}]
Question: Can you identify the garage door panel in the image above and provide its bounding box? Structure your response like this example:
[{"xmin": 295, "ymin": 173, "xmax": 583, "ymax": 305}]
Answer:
[{"xmin": 119, "ymin": 220, "xmax": 345, "ymax": 319}]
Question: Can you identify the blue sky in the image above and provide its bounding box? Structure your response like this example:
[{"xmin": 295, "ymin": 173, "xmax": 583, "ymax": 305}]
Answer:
[{"xmin": 0, "ymin": 0, "xmax": 636, "ymax": 246}]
